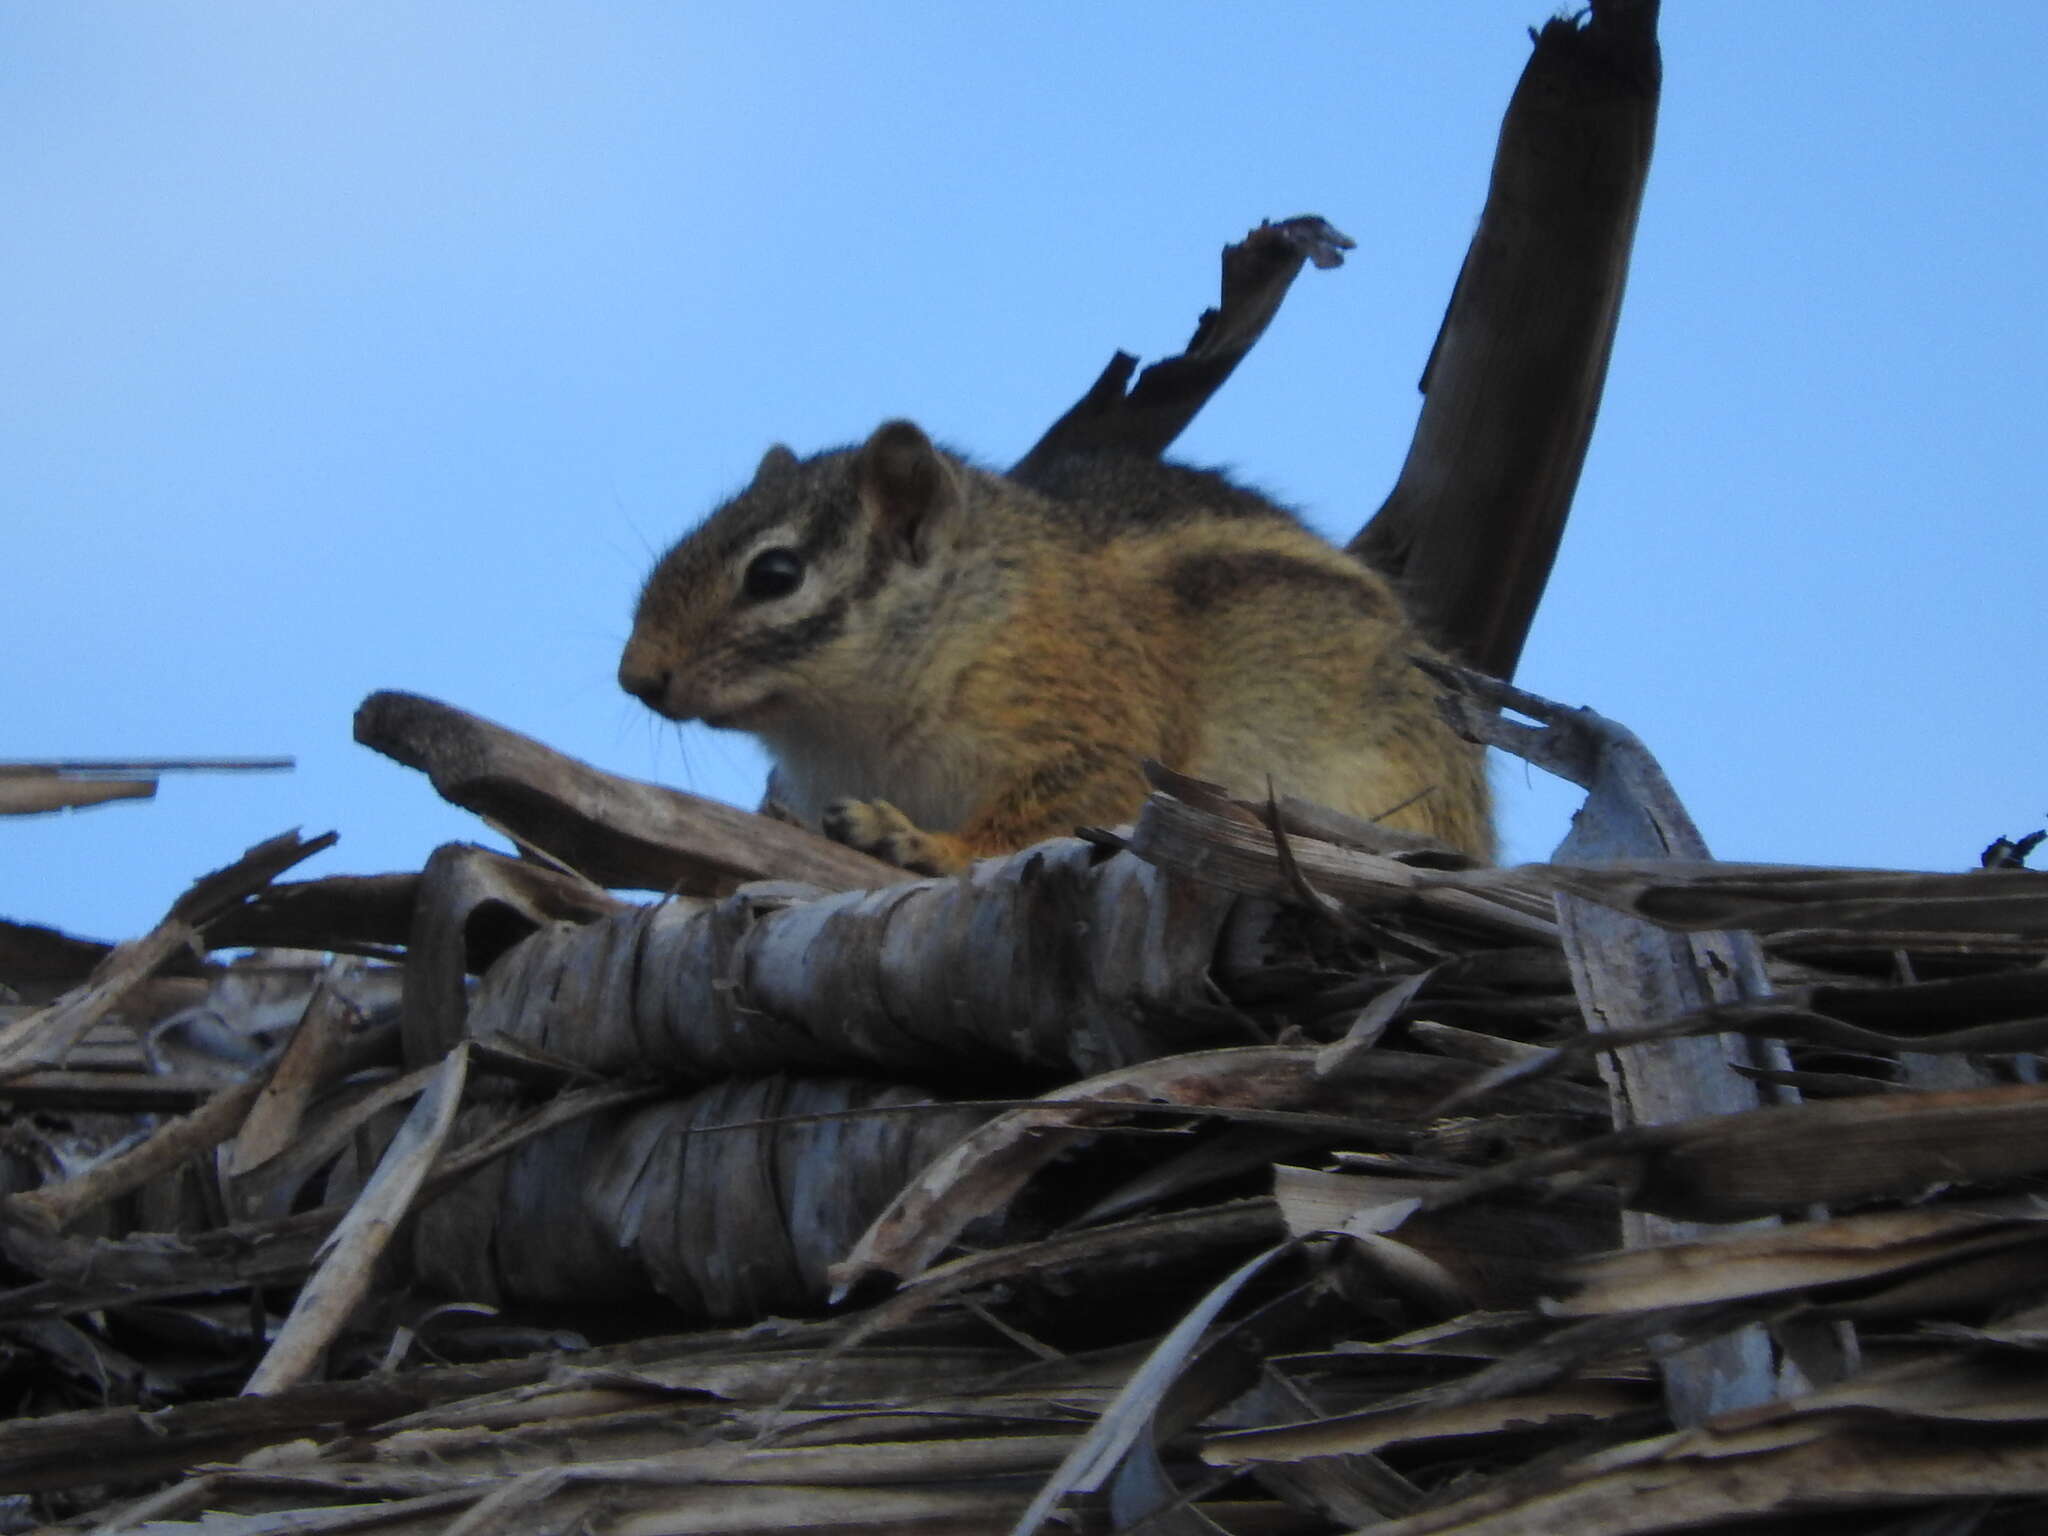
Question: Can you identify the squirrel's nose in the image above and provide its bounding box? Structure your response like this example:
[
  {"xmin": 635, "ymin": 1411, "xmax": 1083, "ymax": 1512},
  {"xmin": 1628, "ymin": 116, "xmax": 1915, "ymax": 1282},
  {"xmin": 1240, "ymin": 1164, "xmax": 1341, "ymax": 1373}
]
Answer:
[{"xmin": 618, "ymin": 657, "xmax": 671, "ymax": 710}]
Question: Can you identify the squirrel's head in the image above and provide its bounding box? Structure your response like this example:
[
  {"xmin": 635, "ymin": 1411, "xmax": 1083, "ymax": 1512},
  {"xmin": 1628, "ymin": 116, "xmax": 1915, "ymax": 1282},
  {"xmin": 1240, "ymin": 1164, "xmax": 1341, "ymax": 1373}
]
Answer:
[{"xmin": 619, "ymin": 419, "xmax": 969, "ymax": 729}]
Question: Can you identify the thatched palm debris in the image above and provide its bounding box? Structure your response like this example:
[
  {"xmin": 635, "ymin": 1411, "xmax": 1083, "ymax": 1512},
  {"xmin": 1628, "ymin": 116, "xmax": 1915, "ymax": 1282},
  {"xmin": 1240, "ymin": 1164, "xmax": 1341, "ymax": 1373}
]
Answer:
[{"xmin": 2, "ymin": 679, "xmax": 2046, "ymax": 1535}]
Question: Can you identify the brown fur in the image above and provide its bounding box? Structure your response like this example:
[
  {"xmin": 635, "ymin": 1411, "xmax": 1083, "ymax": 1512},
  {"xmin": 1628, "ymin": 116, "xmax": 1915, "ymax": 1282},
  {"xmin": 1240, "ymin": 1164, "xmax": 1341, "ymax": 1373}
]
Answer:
[{"xmin": 620, "ymin": 420, "xmax": 1492, "ymax": 874}]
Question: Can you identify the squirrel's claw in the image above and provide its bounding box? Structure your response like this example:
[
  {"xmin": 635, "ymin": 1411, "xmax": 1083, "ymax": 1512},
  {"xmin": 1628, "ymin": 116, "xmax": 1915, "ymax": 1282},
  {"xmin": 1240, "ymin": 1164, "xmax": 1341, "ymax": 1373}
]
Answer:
[{"xmin": 823, "ymin": 797, "xmax": 965, "ymax": 877}]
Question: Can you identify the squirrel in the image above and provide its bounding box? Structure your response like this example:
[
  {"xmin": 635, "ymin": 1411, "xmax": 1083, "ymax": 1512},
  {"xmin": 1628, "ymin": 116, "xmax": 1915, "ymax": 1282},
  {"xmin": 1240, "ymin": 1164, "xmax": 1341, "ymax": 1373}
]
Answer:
[{"xmin": 618, "ymin": 420, "xmax": 1493, "ymax": 875}]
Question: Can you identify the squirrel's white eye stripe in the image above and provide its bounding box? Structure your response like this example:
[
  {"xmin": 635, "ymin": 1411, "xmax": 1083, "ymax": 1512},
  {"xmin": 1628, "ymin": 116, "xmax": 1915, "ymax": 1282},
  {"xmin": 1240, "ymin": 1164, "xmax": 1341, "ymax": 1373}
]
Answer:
[{"xmin": 735, "ymin": 526, "xmax": 802, "ymax": 566}]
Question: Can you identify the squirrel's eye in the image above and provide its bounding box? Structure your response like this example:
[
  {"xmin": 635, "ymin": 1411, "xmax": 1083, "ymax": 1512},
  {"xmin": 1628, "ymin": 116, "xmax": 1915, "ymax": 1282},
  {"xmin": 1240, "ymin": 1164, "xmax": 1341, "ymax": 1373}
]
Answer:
[{"xmin": 742, "ymin": 548, "xmax": 804, "ymax": 601}]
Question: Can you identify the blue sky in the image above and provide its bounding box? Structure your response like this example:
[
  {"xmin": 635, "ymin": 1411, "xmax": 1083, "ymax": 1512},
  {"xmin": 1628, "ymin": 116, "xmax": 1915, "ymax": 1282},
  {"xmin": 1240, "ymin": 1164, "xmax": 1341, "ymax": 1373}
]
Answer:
[{"xmin": 8, "ymin": 4, "xmax": 2045, "ymax": 941}]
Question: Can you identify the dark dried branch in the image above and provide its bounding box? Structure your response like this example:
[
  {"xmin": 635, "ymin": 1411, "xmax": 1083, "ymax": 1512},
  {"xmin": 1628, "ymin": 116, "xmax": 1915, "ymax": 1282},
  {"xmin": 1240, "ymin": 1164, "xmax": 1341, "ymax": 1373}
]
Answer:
[
  {"xmin": 1985, "ymin": 829, "xmax": 2046, "ymax": 870},
  {"xmin": 0, "ymin": 757, "xmax": 293, "ymax": 774},
  {"xmin": 0, "ymin": 1321, "xmax": 835, "ymax": 1495},
  {"xmin": 4, "ymin": 1076, "xmax": 267, "ymax": 1235},
  {"xmin": 0, "ymin": 918, "xmax": 129, "ymax": 995},
  {"xmin": 1430, "ymin": 1083, "xmax": 2048, "ymax": 1226},
  {"xmin": 354, "ymin": 689, "xmax": 903, "ymax": 895},
  {"xmin": 0, "ymin": 1070, "xmax": 224, "ymax": 1111},
  {"xmin": 1553, "ymin": 863, "xmax": 2048, "ymax": 939},
  {"xmin": 1129, "ymin": 786, "xmax": 1557, "ymax": 943},
  {"xmin": 246, "ymin": 1044, "xmax": 473, "ymax": 1394},
  {"xmin": 0, "ymin": 829, "xmax": 335, "ymax": 1078},
  {"xmin": 1354, "ymin": 1, "xmax": 1661, "ymax": 679},
  {"xmin": 401, "ymin": 842, "xmax": 633, "ymax": 1065},
  {"xmin": 1011, "ymin": 215, "xmax": 1354, "ymax": 477},
  {"xmin": 207, "ymin": 871, "xmax": 422, "ymax": 958},
  {"xmin": 0, "ymin": 770, "xmax": 155, "ymax": 815}
]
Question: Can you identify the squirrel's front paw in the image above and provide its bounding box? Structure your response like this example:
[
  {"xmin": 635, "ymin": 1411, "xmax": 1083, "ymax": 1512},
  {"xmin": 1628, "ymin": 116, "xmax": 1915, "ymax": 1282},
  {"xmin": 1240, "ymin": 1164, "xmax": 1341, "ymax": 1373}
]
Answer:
[{"xmin": 823, "ymin": 798, "xmax": 958, "ymax": 876}]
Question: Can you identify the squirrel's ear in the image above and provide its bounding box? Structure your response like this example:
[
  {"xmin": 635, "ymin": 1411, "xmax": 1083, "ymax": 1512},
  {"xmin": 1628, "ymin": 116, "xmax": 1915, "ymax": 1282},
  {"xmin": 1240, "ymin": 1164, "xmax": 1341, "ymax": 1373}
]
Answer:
[
  {"xmin": 856, "ymin": 420, "xmax": 960, "ymax": 564},
  {"xmin": 751, "ymin": 444, "xmax": 800, "ymax": 488}
]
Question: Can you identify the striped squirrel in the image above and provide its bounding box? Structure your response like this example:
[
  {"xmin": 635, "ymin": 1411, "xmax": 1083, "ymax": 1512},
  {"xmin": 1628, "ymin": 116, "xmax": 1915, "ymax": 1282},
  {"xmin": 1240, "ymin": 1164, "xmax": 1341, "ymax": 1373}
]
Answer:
[{"xmin": 618, "ymin": 420, "xmax": 1492, "ymax": 874}]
